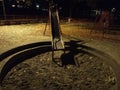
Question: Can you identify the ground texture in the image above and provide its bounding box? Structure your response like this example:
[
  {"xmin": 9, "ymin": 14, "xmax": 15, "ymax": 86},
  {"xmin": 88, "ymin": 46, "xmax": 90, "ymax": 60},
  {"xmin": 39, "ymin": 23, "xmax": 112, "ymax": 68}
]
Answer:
[
  {"xmin": 1, "ymin": 52, "xmax": 116, "ymax": 90},
  {"xmin": 0, "ymin": 22, "xmax": 120, "ymax": 90}
]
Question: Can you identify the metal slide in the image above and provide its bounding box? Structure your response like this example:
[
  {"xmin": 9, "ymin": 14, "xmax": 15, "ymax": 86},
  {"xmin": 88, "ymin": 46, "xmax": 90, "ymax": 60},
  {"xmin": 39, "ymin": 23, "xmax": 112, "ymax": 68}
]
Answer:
[
  {"xmin": 49, "ymin": 0, "xmax": 64, "ymax": 64},
  {"xmin": 49, "ymin": 0, "xmax": 64, "ymax": 50}
]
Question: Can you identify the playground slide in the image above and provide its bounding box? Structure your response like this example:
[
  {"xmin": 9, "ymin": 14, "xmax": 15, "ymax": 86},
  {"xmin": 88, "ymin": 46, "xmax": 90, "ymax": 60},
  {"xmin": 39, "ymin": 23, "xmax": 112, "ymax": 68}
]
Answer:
[{"xmin": 50, "ymin": 7, "xmax": 64, "ymax": 50}]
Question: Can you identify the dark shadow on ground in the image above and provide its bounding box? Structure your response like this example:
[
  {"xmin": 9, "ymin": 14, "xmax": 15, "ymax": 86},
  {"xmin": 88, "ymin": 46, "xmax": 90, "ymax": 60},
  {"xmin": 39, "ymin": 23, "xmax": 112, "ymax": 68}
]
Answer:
[
  {"xmin": 0, "ymin": 46, "xmax": 52, "ymax": 83},
  {"xmin": 0, "ymin": 40, "xmax": 120, "ymax": 90},
  {"xmin": 0, "ymin": 42, "xmax": 51, "ymax": 62},
  {"xmin": 0, "ymin": 40, "xmax": 84, "ymax": 83},
  {"xmin": 61, "ymin": 40, "xmax": 81, "ymax": 67}
]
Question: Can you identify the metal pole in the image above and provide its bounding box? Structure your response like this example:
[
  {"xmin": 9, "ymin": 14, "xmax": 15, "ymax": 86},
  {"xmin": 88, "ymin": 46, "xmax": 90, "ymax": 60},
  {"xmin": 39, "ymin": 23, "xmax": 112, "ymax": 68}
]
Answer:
[{"xmin": 1, "ymin": 0, "xmax": 6, "ymax": 19}]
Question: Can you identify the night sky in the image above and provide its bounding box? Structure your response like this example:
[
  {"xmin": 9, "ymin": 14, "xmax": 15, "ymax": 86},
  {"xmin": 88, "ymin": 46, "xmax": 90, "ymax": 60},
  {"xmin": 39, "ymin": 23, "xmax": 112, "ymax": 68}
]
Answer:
[{"xmin": 0, "ymin": 0, "xmax": 120, "ymax": 18}]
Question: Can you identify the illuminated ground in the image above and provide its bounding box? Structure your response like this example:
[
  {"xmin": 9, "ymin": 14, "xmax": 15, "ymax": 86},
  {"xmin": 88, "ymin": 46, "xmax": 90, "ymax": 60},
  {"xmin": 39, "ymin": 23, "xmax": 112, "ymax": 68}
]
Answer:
[{"xmin": 0, "ymin": 22, "xmax": 120, "ymax": 90}]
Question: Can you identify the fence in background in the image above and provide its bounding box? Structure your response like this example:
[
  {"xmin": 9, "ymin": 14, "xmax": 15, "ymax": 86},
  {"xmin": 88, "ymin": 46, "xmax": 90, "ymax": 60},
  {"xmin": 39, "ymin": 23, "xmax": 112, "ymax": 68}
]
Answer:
[{"xmin": 0, "ymin": 15, "xmax": 48, "ymax": 25}]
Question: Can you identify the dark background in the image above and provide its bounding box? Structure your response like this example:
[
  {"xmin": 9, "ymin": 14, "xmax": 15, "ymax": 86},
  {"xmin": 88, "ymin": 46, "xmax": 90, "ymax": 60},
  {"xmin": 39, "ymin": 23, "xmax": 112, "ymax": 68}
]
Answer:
[{"xmin": 0, "ymin": 0, "xmax": 120, "ymax": 18}]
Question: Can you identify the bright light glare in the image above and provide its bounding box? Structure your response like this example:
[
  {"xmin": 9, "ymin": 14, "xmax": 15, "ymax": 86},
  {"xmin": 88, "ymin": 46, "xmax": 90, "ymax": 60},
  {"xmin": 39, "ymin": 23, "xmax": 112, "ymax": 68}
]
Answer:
[
  {"xmin": 36, "ymin": 5, "xmax": 40, "ymax": 9},
  {"xmin": 12, "ymin": 4, "xmax": 15, "ymax": 7}
]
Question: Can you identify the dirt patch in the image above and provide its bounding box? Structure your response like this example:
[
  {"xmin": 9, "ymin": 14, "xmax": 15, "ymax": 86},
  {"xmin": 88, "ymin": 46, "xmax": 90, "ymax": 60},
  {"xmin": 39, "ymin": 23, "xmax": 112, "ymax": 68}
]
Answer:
[
  {"xmin": 0, "ymin": 22, "xmax": 119, "ymax": 90},
  {"xmin": 1, "ymin": 52, "xmax": 116, "ymax": 90}
]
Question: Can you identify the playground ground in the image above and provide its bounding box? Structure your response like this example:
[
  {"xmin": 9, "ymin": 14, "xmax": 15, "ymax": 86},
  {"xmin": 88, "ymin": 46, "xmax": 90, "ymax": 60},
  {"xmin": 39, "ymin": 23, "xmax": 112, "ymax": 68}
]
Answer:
[{"xmin": 0, "ymin": 22, "xmax": 120, "ymax": 90}]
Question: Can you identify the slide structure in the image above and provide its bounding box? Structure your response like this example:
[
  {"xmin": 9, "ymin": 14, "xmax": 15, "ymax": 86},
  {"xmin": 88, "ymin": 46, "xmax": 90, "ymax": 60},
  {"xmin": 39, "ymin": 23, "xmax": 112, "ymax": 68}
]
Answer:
[{"xmin": 49, "ymin": 1, "xmax": 64, "ymax": 51}]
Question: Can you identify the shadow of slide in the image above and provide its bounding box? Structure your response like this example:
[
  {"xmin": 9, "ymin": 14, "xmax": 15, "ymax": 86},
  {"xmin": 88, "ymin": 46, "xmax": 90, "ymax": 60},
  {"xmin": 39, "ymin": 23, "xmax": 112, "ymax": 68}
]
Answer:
[
  {"xmin": 61, "ymin": 40, "xmax": 83, "ymax": 67},
  {"xmin": 0, "ymin": 40, "xmax": 84, "ymax": 83},
  {"xmin": 0, "ymin": 40, "xmax": 120, "ymax": 90}
]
